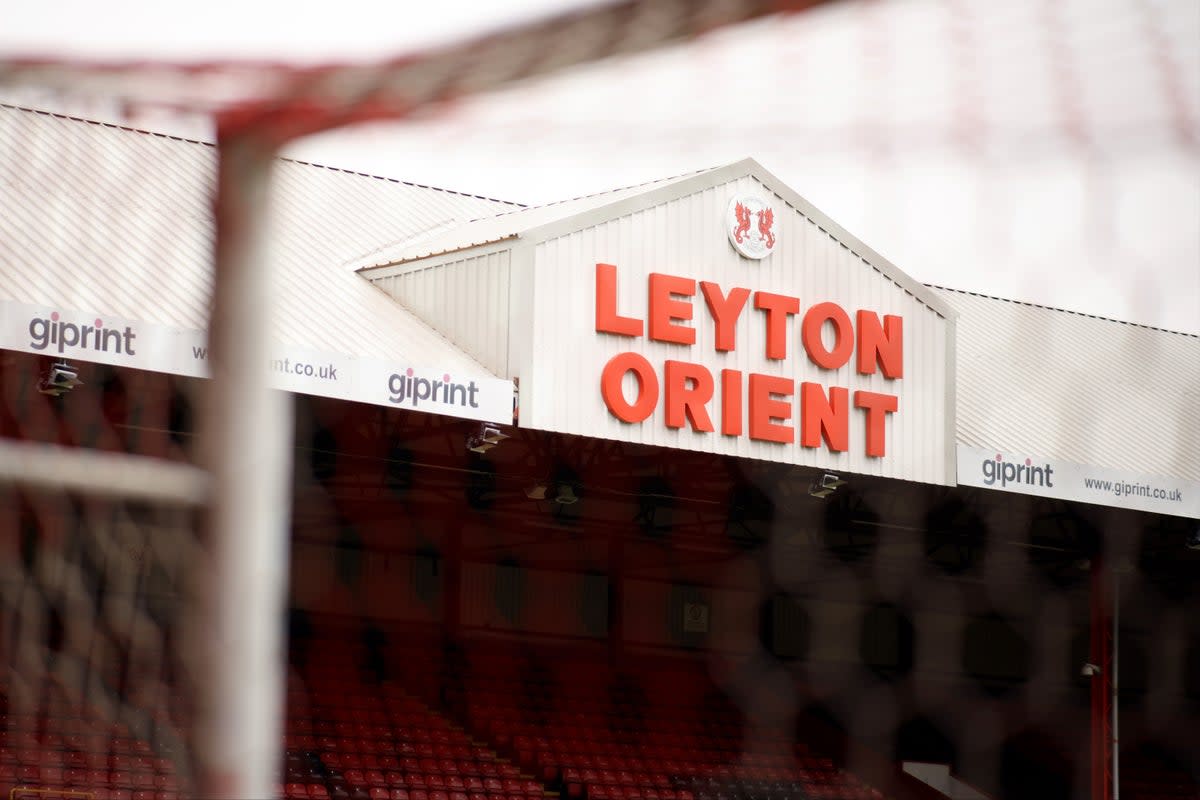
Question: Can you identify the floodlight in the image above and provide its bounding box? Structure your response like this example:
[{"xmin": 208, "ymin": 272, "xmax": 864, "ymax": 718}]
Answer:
[
  {"xmin": 38, "ymin": 361, "xmax": 83, "ymax": 397},
  {"xmin": 467, "ymin": 422, "xmax": 508, "ymax": 454},
  {"xmin": 1186, "ymin": 526, "xmax": 1200, "ymax": 551},
  {"xmin": 809, "ymin": 472, "xmax": 846, "ymax": 499}
]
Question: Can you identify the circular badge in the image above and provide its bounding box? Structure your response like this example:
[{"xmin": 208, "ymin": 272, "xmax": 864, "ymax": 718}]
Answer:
[{"xmin": 726, "ymin": 195, "xmax": 777, "ymax": 259}]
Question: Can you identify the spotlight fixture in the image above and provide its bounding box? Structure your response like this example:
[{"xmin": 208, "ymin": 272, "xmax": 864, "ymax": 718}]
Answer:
[
  {"xmin": 1081, "ymin": 662, "xmax": 1101, "ymax": 678},
  {"xmin": 38, "ymin": 360, "xmax": 83, "ymax": 397},
  {"xmin": 808, "ymin": 472, "xmax": 845, "ymax": 499},
  {"xmin": 1186, "ymin": 526, "xmax": 1200, "ymax": 551},
  {"xmin": 555, "ymin": 485, "xmax": 579, "ymax": 505},
  {"xmin": 466, "ymin": 423, "xmax": 508, "ymax": 454},
  {"xmin": 524, "ymin": 481, "xmax": 579, "ymax": 505}
]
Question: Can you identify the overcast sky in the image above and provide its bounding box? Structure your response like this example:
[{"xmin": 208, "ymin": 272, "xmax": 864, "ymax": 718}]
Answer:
[{"xmin": 3, "ymin": 0, "xmax": 1198, "ymax": 334}]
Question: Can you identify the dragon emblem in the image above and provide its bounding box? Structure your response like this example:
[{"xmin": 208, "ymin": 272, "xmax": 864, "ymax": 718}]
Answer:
[
  {"xmin": 756, "ymin": 208, "xmax": 775, "ymax": 249},
  {"xmin": 732, "ymin": 201, "xmax": 752, "ymax": 244},
  {"xmin": 727, "ymin": 195, "xmax": 777, "ymax": 258}
]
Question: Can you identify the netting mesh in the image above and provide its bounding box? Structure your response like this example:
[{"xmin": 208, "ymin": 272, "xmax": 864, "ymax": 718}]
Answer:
[
  {"xmin": 0, "ymin": 0, "xmax": 1198, "ymax": 799},
  {"xmin": 0, "ymin": 362, "xmax": 202, "ymax": 796}
]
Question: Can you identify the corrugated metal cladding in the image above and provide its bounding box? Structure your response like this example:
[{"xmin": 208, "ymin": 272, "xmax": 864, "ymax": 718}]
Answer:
[
  {"xmin": 931, "ymin": 287, "xmax": 1200, "ymax": 482},
  {"xmin": 524, "ymin": 175, "xmax": 952, "ymax": 485},
  {"xmin": 353, "ymin": 166, "xmax": 722, "ymax": 269},
  {"xmin": 368, "ymin": 249, "xmax": 511, "ymax": 377},
  {"xmin": 0, "ymin": 104, "xmax": 516, "ymax": 372}
]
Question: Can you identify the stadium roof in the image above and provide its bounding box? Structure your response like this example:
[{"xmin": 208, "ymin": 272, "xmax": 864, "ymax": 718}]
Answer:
[
  {"xmin": 2, "ymin": 103, "xmax": 1197, "ymax": 491},
  {"xmin": 0, "ymin": 103, "xmax": 518, "ymax": 377},
  {"xmin": 931, "ymin": 286, "xmax": 1199, "ymax": 483},
  {"xmin": 350, "ymin": 165, "xmax": 730, "ymax": 268}
]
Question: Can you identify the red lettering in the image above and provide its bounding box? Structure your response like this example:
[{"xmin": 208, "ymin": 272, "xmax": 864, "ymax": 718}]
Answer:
[
  {"xmin": 648, "ymin": 273, "xmax": 696, "ymax": 345},
  {"xmin": 595, "ymin": 263, "xmax": 643, "ymax": 337},
  {"xmin": 700, "ymin": 282, "xmax": 751, "ymax": 352},
  {"xmin": 748, "ymin": 373, "xmax": 794, "ymax": 444},
  {"xmin": 601, "ymin": 352, "xmax": 659, "ymax": 423},
  {"xmin": 856, "ymin": 311, "xmax": 904, "ymax": 379},
  {"xmin": 720, "ymin": 369, "xmax": 742, "ymax": 436},
  {"xmin": 754, "ymin": 291, "xmax": 800, "ymax": 360},
  {"xmin": 664, "ymin": 360, "xmax": 715, "ymax": 432},
  {"xmin": 855, "ymin": 390, "xmax": 898, "ymax": 457},
  {"xmin": 801, "ymin": 302, "xmax": 854, "ymax": 370},
  {"xmin": 800, "ymin": 382, "xmax": 849, "ymax": 452}
]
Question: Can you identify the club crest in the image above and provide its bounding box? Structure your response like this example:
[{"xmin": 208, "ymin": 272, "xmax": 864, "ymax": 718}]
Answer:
[{"xmin": 726, "ymin": 195, "xmax": 777, "ymax": 259}]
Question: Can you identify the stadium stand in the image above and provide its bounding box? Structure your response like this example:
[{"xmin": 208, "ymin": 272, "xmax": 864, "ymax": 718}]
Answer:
[
  {"xmin": 3, "ymin": 588, "xmax": 1198, "ymax": 800},
  {"xmin": 0, "ymin": 711, "xmax": 183, "ymax": 800},
  {"xmin": 276, "ymin": 618, "xmax": 892, "ymax": 800}
]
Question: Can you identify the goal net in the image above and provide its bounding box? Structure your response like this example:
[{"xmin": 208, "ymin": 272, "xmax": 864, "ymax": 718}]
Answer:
[
  {"xmin": 0, "ymin": 1, "xmax": 1196, "ymax": 799},
  {"xmin": 0, "ymin": 2, "xmax": 828, "ymax": 798}
]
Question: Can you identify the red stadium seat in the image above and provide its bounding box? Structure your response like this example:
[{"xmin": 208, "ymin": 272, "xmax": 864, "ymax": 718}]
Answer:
[{"xmin": 40, "ymin": 764, "xmax": 65, "ymax": 784}]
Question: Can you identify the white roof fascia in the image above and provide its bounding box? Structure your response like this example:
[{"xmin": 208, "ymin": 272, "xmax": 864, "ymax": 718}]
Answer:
[{"xmin": 358, "ymin": 238, "xmax": 519, "ymax": 281}]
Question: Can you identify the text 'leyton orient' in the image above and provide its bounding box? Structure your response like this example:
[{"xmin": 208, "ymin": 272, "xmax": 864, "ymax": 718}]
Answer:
[{"xmin": 593, "ymin": 263, "xmax": 903, "ymax": 458}]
